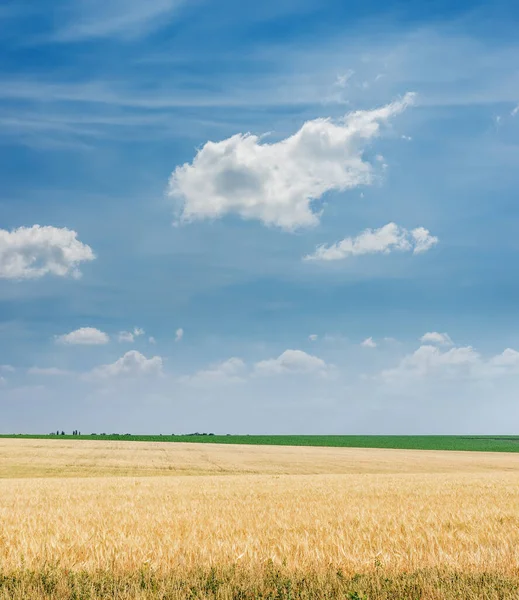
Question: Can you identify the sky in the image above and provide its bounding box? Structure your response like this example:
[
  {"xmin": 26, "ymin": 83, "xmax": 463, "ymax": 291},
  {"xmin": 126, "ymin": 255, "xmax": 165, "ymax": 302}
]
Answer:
[{"xmin": 1, "ymin": 0, "xmax": 519, "ymax": 434}]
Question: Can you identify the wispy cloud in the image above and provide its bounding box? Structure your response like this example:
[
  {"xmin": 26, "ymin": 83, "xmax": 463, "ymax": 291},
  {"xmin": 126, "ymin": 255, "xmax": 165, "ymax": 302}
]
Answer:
[
  {"xmin": 53, "ymin": 0, "xmax": 189, "ymax": 42},
  {"xmin": 304, "ymin": 223, "xmax": 438, "ymax": 262}
]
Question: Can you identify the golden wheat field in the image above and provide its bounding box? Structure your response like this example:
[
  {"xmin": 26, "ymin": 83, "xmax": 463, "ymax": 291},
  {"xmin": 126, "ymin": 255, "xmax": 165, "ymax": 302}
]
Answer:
[{"xmin": 1, "ymin": 439, "xmax": 519, "ymax": 599}]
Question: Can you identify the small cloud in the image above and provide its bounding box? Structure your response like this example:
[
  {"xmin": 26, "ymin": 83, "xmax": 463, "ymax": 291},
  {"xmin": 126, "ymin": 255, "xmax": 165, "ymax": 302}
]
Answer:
[
  {"xmin": 175, "ymin": 328, "xmax": 184, "ymax": 342},
  {"xmin": 511, "ymin": 104, "xmax": 519, "ymax": 117},
  {"xmin": 334, "ymin": 70, "xmax": 355, "ymax": 88},
  {"xmin": 361, "ymin": 337, "xmax": 377, "ymax": 348},
  {"xmin": 401, "ymin": 135, "xmax": 412, "ymax": 141},
  {"xmin": 420, "ymin": 332, "xmax": 454, "ymax": 346},
  {"xmin": 309, "ymin": 334, "xmax": 318, "ymax": 341},
  {"xmin": 118, "ymin": 331, "xmax": 134, "ymax": 343},
  {"xmin": 0, "ymin": 364, "xmax": 15, "ymax": 373},
  {"xmin": 254, "ymin": 349, "xmax": 329, "ymax": 377},
  {"xmin": 149, "ymin": 336, "xmax": 156, "ymax": 344},
  {"xmin": 56, "ymin": 327, "xmax": 109, "ymax": 345},
  {"xmin": 118, "ymin": 327, "xmax": 145, "ymax": 343},
  {"xmin": 304, "ymin": 223, "xmax": 438, "ymax": 262},
  {"xmin": 0, "ymin": 225, "xmax": 94, "ymax": 280},
  {"xmin": 88, "ymin": 351, "xmax": 163, "ymax": 380}
]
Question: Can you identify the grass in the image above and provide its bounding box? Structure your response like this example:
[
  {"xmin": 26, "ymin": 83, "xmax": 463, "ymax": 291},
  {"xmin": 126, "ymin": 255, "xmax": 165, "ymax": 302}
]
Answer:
[
  {"xmin": 2, "ymin": 433, "xmax": 519, "ymax": 452},
  {"xmin": 1, "ymin": 566, "xmax": 519, "ymax": 599},
  {"xmin": 1, "ymin": 439, "xmax": 519, "ymax": 598}
]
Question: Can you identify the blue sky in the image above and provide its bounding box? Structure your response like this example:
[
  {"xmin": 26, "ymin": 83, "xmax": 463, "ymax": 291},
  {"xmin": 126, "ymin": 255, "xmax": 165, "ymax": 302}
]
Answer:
[{"xmin": 1, "ymin": 0, "xmax": 519, "ymax": 434}]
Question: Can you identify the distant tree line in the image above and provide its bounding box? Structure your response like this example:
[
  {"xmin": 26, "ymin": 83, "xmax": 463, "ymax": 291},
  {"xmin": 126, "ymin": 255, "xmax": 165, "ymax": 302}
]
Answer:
[{"xmin": 48, "ymin": 431, "xmax": 220, "ymax": 437}]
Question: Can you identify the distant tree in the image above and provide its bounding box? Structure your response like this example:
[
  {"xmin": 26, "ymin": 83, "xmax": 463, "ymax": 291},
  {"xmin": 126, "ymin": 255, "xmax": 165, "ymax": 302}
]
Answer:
[{"xmin": 61, "ymin": 431, "xmax": 65, "ymax": 436}]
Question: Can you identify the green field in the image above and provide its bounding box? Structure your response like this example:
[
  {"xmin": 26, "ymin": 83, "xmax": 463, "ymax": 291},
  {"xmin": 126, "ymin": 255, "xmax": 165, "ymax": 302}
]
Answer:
[{"xmin": 1, "ymin": 434, "xmax": 519, "ymax": 452}]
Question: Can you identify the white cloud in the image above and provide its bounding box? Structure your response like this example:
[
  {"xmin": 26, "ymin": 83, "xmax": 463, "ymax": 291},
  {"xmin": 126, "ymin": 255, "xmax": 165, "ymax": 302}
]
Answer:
[
  {"xmin": 175, "ymin": 328, "xmax": 184, "ymax": 342},
  {"xmin": 484, "ymin": 349, "xmax": 519, "ymax": 378},
  {"xmin": 411, "ymin": 227, "xmax": 440, "ymax": 253},
  {"xmin": 254, "ymin": 349, "xmax": 329, "ymax": 377},
  {"xmin": 381, "ymin": 344, "xmax": 481, "ymax": 382},
  {"xmin": 56, "ymin": 327, "xmax": 109, "ymax": 345},
  {"xmin": 0, "ymin": 225, "xmax": 95, "ymax": 280},
  {"xmin": 168, "ymin": 94, "xmax": 415, "ymax": 231},
  {"xmin": 89, "ymin": 351, "xmax": 163, "ymax": 379},
  {"xmin": 28, "ymin": 367, "xmax": 70, "ymax": 376},
  {"xmin": 420, "ymin": 332, "xmax": 454, "ymax": 346},
  {"xmin": 305, "ymin": 222, "xmax": 438, "ymax": 261},
  {"xmin": 512, "ymin": 104, "xmax": 519, "ymax": 117},
  {"xmin": 380, "ymin": 344, "xmax": 519, "ymax": 383},
  {"xmin": 148, "ymin": 336, "xmax": 156, "ymax": 344},
  {"xmin": 361, "ymin": 337, "xmax": 377, "ymax": 348},
  {"xmin": 489, "ymin": 348, "xmax": 519, "ymax": 368},
  {"xmin": 118, "ymin": 331, "xmax": 134, "ymax": 343},
  {"xmin": 308, "ymin": 334, "xmax": 318, "ymax": 341},
  {"xmin": 118, "ymin": 327, "xmax": 145, "ymax": 343},
  {"xmin": 180, "ymin": 357, "xmax": 246, "ymax": 387},
  {"xmin": 0, "ymin": 365, "xmax": 15, "ymax": 373}
]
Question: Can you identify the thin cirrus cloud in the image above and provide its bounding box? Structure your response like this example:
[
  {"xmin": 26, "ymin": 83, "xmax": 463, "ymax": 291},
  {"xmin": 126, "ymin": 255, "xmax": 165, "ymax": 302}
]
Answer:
[
  {"xmin": 27, "ymin": 367, "xmax": 70, "ymax": 376},
  {"xmin": 304, "ymin": 223, "xmax": 438, "ymax": 262},
  {"xmin": 88, "ymin": 350, "xmax": 163, "ymax": 379},
  {"xmin": 52, "ymin": 0, "xmax": 188, "ymax": 42},
  {"xmin": 168, "ymin": 93, "xmax": 415, "ymax": 231},
  {"xmin": 0, "ymin": 225, "xmax": 94, "ymax": 279},
  {"xmin": 55, "ymin": 327, "xmax": 109, "ymax": 345}
]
